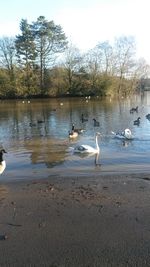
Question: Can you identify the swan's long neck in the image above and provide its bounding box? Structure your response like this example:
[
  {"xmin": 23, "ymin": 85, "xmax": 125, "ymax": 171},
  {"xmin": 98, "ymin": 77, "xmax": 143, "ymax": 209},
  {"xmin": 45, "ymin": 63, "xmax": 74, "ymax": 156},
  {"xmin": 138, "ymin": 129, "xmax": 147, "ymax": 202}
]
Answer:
[{"xmin": 95, "ymin": 135, "xmax": 100, "ymax": 152}]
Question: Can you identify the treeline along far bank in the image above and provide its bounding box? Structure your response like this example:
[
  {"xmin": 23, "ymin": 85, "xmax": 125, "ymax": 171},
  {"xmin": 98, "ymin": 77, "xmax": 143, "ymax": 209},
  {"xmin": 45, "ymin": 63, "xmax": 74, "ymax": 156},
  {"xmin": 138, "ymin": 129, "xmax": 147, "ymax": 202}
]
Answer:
[{"xmin": 0, "ymin": 16, "xmax": 149, "ymax": 99}]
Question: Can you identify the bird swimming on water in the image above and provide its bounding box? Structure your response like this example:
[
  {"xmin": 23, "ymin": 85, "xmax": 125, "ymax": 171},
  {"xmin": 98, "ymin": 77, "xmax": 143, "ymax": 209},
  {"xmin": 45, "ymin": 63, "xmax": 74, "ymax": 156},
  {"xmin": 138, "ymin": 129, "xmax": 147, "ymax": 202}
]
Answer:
[
  {"xmin": 133, "ymin": 117, "xmax": 141, "ymax": 126},
  {"xmin": 69, "ymin": 130, "xmax": 79, "ymax": 138},
  {"xmin": 71, "ymin": 123, "xmax": 84, "ymax": 134},
  {"xmin": 0, "ymin": 149, "xmax": 7, "ymax": 175},
  {"xmin": 93, "ymin": 118, "xmax": 100, "ymax": 127},
  {"xmin": 74, "ymin": 132, "xmax": 101, "ymax": 154},
  {"xmin": 130, "ymin": 106, "xmax": 138, "ymax": 113},
  {"xmin": 111, "ymin": 128, "xmax": 134, "ymax": 140}
]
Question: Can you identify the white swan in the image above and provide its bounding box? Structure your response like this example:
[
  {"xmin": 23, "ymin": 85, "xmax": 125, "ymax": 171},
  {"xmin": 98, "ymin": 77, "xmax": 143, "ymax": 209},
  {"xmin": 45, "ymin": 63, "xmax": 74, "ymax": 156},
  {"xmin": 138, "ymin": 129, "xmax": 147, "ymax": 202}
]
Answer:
[
  {"xmin": 111, "ymin": 128, "xmax": 134, "ymax": 140},
  {"xmin": 0, "ymin": 149, "xmax": 7, "ymax": 175},
  {"xmin": 74, "ymin": 132, "xmax": 100, "ymax": 154}
]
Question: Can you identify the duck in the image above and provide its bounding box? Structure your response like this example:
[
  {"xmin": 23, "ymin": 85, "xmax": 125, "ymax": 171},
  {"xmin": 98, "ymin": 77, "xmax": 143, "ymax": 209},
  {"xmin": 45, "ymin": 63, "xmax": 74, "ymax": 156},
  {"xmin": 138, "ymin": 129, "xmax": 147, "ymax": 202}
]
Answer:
[
  {"xmin": 0, "ymin": 149, "xmax": 7, "ymax": 175},
  {"xmin": 69, "ymin": 130, "xmax": 79, "ymax": 139},
  {"xmin": 29, "ymin": 122, "xmax": 36, "ymax": 127},
  {"xmin": 74, "ymin": 132, "xmax": 100, "ymax": 154},
  {"xmin": 146, "ymin": 114, "xmax": 150, "ymax": 120},
  {"xmin": 93, "ymin": 118, "xmax": 100, "ymax": 127},
  {"xmin": 71, "ymin": 123, "xmax": 84, "ymax": 134},
  {"xmin": 130, "ymin": 106, "xmax": 138, "ymax": 113},
  {"xmin": 37, "ymin": 120, "xmax": 44, "ymax": 124},
  {"xmin": 111, "ymin": 128, "xmax": 134, "ymax": 140},
  {"xmin": 133, "ymin": 117, "xmax": 141, "ymax": 125}
]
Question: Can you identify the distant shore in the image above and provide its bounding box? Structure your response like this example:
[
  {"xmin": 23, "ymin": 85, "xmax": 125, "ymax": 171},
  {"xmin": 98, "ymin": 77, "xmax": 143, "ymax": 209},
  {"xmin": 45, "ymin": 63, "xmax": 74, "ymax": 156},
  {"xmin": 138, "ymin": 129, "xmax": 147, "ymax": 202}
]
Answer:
[{"xmin": 0, "ymin": 173, "xmax": 150, "ymax": 267}]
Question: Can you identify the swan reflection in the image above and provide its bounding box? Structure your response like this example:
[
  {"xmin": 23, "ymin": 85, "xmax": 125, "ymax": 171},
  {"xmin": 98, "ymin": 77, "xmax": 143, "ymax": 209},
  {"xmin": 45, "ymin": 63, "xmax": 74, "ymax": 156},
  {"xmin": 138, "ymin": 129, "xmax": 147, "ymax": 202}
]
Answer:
[
  {"xmin": 122, "ymin": 140, "xmax": 132, "ymax": 147},
  {"xmin": 94, "ymin": 153, "xmax": 101, "ymax": 167},
  {"xmin": 75, "ymin": 152, "xmax": 101, "ymax": 167}
]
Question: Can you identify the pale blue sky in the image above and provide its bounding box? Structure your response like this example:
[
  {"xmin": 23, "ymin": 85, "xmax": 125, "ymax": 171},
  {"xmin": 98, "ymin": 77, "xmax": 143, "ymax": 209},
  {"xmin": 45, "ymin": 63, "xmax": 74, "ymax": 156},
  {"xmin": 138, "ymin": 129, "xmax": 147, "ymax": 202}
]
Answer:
[{"xmin": 0, "ymin": 0, "xmax": 150, "ymax": 63}]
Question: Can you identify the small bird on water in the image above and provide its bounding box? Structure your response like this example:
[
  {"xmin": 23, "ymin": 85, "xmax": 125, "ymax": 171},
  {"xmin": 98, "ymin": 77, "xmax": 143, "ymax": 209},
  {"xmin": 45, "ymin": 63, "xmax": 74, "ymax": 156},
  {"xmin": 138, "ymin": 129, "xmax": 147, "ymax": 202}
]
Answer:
[{"xmin": 0, "ymin": 149, "xmax": 7, "ymax": 175}]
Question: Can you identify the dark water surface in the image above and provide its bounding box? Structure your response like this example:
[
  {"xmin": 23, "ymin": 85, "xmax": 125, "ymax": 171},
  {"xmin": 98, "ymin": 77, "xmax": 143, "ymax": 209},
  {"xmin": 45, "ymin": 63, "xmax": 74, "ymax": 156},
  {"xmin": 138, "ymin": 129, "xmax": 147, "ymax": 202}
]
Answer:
[{"xmin": 1, "ymin": 92, "xmax": 150, "ymax": 181}]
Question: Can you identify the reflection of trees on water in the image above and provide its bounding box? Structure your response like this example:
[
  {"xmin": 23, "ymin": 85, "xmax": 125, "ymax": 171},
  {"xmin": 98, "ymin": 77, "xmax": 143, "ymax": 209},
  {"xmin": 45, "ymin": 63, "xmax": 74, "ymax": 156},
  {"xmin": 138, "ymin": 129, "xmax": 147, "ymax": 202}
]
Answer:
[
  {"xmin": 45, "ymin": 157, "xmax": 65, "ymax": 168},
  {"xmin": 0, "ymin": 98, "xmax": 129, "ymax": 143},
  {"xmin": 0, "ymin": 97, "xmax": 148, "ymax": 161},
  {"xmin": 23, "ymin": 137, "xmax": 67, "ymax": 167}
]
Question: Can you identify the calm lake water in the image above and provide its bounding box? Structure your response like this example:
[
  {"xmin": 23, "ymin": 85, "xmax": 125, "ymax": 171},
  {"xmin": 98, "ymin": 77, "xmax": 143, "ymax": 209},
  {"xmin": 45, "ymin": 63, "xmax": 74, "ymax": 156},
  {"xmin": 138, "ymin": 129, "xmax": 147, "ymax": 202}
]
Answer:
[{"xmin": 1, "ymin": 92, "xmax": 150, "ymax": 181}]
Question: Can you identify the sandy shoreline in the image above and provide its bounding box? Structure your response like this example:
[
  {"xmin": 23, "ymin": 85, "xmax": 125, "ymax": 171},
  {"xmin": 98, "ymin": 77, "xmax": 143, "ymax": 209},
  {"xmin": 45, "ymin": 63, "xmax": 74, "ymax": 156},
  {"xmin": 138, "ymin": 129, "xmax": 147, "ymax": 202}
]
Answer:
[{"xmin": 0, "ymin": 173, "xmax": 150, "ymax": 267}]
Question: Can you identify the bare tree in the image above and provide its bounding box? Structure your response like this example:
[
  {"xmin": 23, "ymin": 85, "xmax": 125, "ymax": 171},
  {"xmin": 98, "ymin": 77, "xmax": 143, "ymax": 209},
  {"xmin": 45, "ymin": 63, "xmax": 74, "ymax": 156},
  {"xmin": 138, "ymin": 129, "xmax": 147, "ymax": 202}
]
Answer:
[
  {"xmin": 0, "ymin": 37, "xmax": 16, "ymax": 79},
  {"xmin": 63, "ymin": 43, "xmax": 82, "ymax": 94},
  {"xmin": 95, "ymin": 41, "xmax": 113, "ymax": 75},
  {"xmin": 113, "ymin": 36, "xmax": 136, "ymax": 95}
]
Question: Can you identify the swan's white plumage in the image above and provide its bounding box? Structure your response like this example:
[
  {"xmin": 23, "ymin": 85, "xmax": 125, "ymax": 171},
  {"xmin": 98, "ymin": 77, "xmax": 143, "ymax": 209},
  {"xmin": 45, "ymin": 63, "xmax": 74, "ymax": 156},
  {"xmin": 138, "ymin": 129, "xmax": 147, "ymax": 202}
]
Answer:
[
  {"xmin": 111, "ymin": 128, "xmax": 133, "ymax": 140},
  {"xmin": 74, "ymin": 132, "xmax": 100, "ymax": 154}
]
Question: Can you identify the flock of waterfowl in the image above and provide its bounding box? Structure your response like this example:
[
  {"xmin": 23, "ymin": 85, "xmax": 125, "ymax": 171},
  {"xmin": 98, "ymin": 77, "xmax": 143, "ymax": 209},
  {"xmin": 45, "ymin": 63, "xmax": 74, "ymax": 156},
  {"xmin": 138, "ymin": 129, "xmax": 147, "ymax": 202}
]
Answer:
[
  {"xmin": 68, "ymin": 105, "xmax": 150, "ymax": 158},
  {"xmin": 1, "ymin": 103, "xmax": 150, "ymax": 176},
  {"xmin": 69, "ymin": 114, "xmax": 100, "ymax": 139}
]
